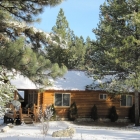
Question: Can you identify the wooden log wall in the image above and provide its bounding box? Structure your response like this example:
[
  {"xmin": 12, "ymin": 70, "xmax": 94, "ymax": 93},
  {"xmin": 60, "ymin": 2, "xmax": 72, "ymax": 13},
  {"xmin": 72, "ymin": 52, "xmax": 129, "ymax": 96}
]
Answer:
[
  {"xmin": 42, "ymin": 92, "xmax": 53, "ymax": 111},
  {"xmin": 37, "ymin": 92, "xmax": 43, "ymax": 107},
  {"xmin": 42, "ymin": 90, "xmax": 134, "ymax": 119}
]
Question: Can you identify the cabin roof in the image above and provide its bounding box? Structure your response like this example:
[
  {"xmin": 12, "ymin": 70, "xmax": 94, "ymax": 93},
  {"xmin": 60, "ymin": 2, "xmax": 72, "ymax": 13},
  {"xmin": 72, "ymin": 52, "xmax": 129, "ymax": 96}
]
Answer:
[
  {"xmin": 10, "ymin": 70, "xmax": 98, "ymax": 91},
  {"xmin": 10, "ymin": 71, "xmax": 135, "ymax": 92}
]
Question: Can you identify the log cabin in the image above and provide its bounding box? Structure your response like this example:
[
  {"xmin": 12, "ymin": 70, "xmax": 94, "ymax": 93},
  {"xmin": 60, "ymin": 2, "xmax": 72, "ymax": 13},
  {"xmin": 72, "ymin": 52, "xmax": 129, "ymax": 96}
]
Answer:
[{"xmin": 10, "ymin": 70, "xmax": 135, "ymax": 122}]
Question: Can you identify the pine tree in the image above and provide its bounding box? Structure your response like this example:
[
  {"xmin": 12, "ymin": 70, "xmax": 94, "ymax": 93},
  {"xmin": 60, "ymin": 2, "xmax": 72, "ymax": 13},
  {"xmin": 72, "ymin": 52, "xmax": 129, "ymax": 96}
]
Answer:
[
  {"xmin": 68, "ymin": 36, "xmax": 86, "ymax": 70},
  {"xmin": 0, "ymin": 0, "xmax": 67, "ymax": 117},
  {"xmin": 109, "ymin": 106, "xmax": 118, "ymax": 122},
  {"xmin": 68, "ymin": 102, "xmax": 78, "ymax": 121},
  {"xmin": 46, "ymin": 8, "xmax": 71, "ymax": 67},
  {"xmin": 129, "ymin": 104, "xmax": 135, "ymax": 123},
  {"xmin": 50, "ymin": 104, "xmax": 56, "ymax": 120},
  {"xmin": 86, "ymin": 0, "xmax": 140, "ymax": 125},
  {"xmin": 47, "ymin": 8, "xmax": 86, "ymax": 70},
  {"xmin": 0, "ymin": 1, "xmax": 65, "ymax": 49},
  {"xmin": 52, "ymin": 8, "xmax": 70, "ymax": 39},
  {"xmin": 0, "ymin": 1, "xmax": 66, "ymax": 84},
  {"xmin": 0, "ymin": 0, "xmax": 63, "ymax": 23},
  {"xmin": 0, "ymin": 70, "xmax": 17, "ymax": 118},
  {"xmin": 91, "ymin": 104, "xmax": 98, "ymax": 121},
  {"xmin": 84, "ymin": 36, "xmax": 94, "ymax": 70}
]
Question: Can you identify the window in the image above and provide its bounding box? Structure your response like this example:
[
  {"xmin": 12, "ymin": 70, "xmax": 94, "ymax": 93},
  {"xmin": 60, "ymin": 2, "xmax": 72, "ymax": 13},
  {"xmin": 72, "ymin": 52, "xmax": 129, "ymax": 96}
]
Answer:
[
  {"xmin": 99, "ymin": 94, "xmax": 107, "ymax": 100},
  {"xmin": 121, "ymin": 95, "xmax": 133, "ymax": 107},
  {"xmin": 18, "ymin": 90, "xmax": 24, "ymax": 99},
  {"xmin": 55, "ymin": 93, "xmax": 70, "ymax": 107}
]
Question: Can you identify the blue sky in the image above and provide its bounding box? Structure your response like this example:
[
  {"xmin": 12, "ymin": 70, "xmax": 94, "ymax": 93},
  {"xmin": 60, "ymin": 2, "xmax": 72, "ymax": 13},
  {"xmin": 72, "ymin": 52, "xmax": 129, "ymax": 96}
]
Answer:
[{"xmin": 34, "ymin": 0, "xmax": 105, "ymax": 41}]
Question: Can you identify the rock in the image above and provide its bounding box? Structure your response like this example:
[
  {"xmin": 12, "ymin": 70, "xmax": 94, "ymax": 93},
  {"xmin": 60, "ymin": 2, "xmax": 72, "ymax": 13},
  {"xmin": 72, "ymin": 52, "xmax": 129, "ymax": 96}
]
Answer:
[
  {"xmin": 1, "ymin": 123, "xmax": 14, "ymax": 132},
  {"xmin": 52, "ymin": 127, "xmax": 76, "ymax": 137},
  {"xmin": 1, "ymin": 126, "xmax": 10, "ymax": 132},
  {"xmin": 7, "ymin": 123, "xmax": 14, "ymax": 128},
  {"xmin": 99, "ymin": 118, "xmax": 102, "ymax": 122}
]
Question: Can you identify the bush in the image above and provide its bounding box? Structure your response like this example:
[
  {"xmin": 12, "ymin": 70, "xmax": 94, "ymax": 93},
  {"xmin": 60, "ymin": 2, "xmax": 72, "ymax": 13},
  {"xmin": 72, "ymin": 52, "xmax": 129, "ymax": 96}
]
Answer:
[
  {"xmin": 109, "ymin": 106, "xmax": 118, "ymax": 122},
  {"xmin": 91, "ymin": 104, "xmax": 98, "ymax": 121},
  {"xmin": 128, "ymin": 104, "xmax": 135, "ymax": 123},
  {"xmin": 38, "ymin": 105, "xmax": 53, "ymax": 136},
  {"xmin": 68, "ymin": 102, "xmax": 78, "ymax": 121},
  {"xmin": 50, "ymin": 104, "xmax": 56, "ymax": 120}
]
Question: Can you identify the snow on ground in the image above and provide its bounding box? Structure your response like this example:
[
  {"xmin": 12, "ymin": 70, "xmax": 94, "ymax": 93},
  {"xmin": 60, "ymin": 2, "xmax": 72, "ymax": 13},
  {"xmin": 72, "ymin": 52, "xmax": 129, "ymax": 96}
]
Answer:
[{"xmin": 0, "ymin": 119, "xmax": 140, "ymax": 140}]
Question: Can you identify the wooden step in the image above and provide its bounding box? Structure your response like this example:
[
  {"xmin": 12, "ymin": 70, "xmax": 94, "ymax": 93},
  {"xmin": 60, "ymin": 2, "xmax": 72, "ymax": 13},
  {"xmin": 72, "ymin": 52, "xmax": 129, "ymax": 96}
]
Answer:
[
  {"xmin": 24, "ymin": 120, "xmax": 33, "ymax": 124},
  {"xmin": 22, "ymin": 114, "xmax": 33, "ymax": 124}
]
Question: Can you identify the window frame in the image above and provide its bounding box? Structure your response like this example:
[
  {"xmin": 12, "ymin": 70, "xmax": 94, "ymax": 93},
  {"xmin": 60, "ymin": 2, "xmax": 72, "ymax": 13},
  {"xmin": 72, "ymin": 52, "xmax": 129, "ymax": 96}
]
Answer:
[
  {"xmin": 99, "ymin": 94, "xmax": 107, "ymax": 100},
  {"xmin": 54, "ymin": 93, "xmax": 70, "ymax": 107},
  {"xmin": 120, "ymin": 95, "xmax": 133, "ymax": 107}
]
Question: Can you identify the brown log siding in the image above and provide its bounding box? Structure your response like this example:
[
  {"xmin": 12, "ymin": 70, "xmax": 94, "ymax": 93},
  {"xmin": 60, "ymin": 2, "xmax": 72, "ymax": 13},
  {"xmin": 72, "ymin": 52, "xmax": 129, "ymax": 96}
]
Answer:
[{"xmin": 42, "ymin": 90, "xmax": 134, "ymax": 119}]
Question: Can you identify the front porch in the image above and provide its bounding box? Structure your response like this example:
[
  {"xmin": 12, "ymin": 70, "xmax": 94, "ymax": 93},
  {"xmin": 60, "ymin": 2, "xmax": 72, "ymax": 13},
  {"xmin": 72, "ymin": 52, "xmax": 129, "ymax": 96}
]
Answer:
[
  {"xmin": 4, "ymin": 103, "xmax": 39, "ymax": 125},
  {"xmin": 4, "ymin": 90, "xmax": 40, "ymax": 125}
]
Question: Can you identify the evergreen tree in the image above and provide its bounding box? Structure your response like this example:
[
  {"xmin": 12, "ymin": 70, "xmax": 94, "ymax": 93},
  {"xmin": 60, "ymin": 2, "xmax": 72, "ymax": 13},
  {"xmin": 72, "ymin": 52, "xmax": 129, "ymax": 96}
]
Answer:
[
  {"xmin": 0, "ymin": 0, "xmax": 67, "ymax": 117},
  {"xmin": 68, "ymin": 36, "xmax": 86, "ymax": 70},
  {"xmin": 109, "ymin": 106, "xmax": 118, "ymax": 122},
  {"xmin": 52, "ymin": 8, "xmax": 70, "ymax": 39},
  {"xmin": 50, "ymin": 104, "xmax": 56, "ymax": 120},
  {"xmin": 46, "ymin": 8, "xmax": 71, "ymax": 67},
  {"xmin": 0, "ymin": 1, "xmax": 65, "ymax": 49},
  {"xmin": 0, "ymin": 0, "xmax": 63, "ymax": 23},
  {"xmin": 129, "ymin": 104, "xmax": 135, "ymax": 123},
  {"xmin": 85, "ymin": 36, "xmax": 92, "ymax": 48},
  {"xmin": 84, "ymin": 36, "xmax": 95, "ymax": 69},
  {"xmin": 0, "ymin": 1, "xmax": 66, "ymax": 84},
  {"xmin": 0, "ymin": 70, "xmax": 17, "ymax": 118},
  {"xmin": 68, "ymin": 102, "xmax": 78, "ymax": 121},
  {"xmin": 91, "ymin": 104, "xmax": 98, "ymax": 121},
  {"xmin": 86, "ymin": 0, "xmax": 140, "ymax": 125},
  {"xmin": 47, "ymin": 8, "xmax": 86, "ymax": 70}
]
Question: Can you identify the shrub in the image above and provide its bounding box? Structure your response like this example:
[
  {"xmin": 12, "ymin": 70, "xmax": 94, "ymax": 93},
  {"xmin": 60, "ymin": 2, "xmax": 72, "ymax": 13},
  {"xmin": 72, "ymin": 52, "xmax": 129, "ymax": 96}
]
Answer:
[
  {"xmin": 128, "ymin": 104, "xmax": 135, "ymax": 123},
  {"xmin": 68, "ymin": 102, "xmax": 78, "ymax": 121},
  {"xmin": 38, "ymin": 105, "xmax": 53, "ymax": 135},
  {"xmin": 50, "ymin": 104, "xmax": 56, "ymax": 120},
  {"xmin": 109, "ymin": 106, "xmax": 118, "ymax": 122},
  {"xmin": 91, "ymin": 104, "xmax": 98, "ymax": 121}
]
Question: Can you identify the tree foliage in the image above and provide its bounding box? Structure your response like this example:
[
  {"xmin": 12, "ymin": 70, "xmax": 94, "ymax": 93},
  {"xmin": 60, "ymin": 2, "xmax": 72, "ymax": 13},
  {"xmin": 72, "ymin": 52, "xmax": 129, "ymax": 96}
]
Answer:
[
  {"xmin": 91, "ymin": 104, "xmax": 98, "ymax": 121},
  {"xmin": 68, "ymin": 102, "xmax": 78, "ymax": 121},
  {"xmin": 0, "ymin": 0, "xmax": 67, "ymax": 116},
  {"xmin": 86, "ymin": 0, "xmax": 140, "ymax": 125},
  {"xmin": 0, "ymin": 0, "xmax": 63, "ymax": 23},
  {"xmin": 0, "ymin": 0, "xmax": 67, "ymax": 84},
  {"xmin": 52, "ymin": 8, "xmax": 69, "ymax": 39},
  {"xmin": 0, "ymin": 0, "xmax": 65, "ymax": 49},
  {"xmin": 109, "ymin": 106, "xmax": 118, "ymax": 122},
  {"xmin": 0, "ymin": 70, "xmax": 16, "ymax": 118},
  {"xmin": 47, "ymin": 8, "xmax": 86, "ymax": 70},
  {"xmin": 129, "ymin": 104, "xmax": 135, "ymax": 123}
]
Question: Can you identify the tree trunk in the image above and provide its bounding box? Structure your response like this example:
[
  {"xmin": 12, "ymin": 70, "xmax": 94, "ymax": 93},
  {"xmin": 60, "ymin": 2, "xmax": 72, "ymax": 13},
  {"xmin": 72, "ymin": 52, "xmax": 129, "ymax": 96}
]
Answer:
[{"xmin": 135, "ymin": 90, "xmax": 139, "ymax": 126}]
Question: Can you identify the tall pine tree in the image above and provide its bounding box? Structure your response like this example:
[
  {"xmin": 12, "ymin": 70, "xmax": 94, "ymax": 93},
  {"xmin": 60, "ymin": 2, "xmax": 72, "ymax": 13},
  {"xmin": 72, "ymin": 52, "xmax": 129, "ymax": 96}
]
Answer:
[
  {"xmin": 0, "ymin": 0, "xmax": 67, "ymax": 117},
  {"xmin": 0, "ymin": 0, "xmax": 66, "ymax": 84},
  {"xmin": 47, "ymin": 8, "xmax": 86, "ymax": 70},
  {"xmin": 52, "ymin": 8, "xmax": 70, "ymax": 39},
  {"xmin": 86, "ymin": 0, "xmax": 140, "ymax": 125},
  {"xmin": 46, "ymin": 8, "xmax": 70, "ymax": 67},
  {"xmin": 68, "ymin": 36, "xmax": 86, "ymax": 70}
]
